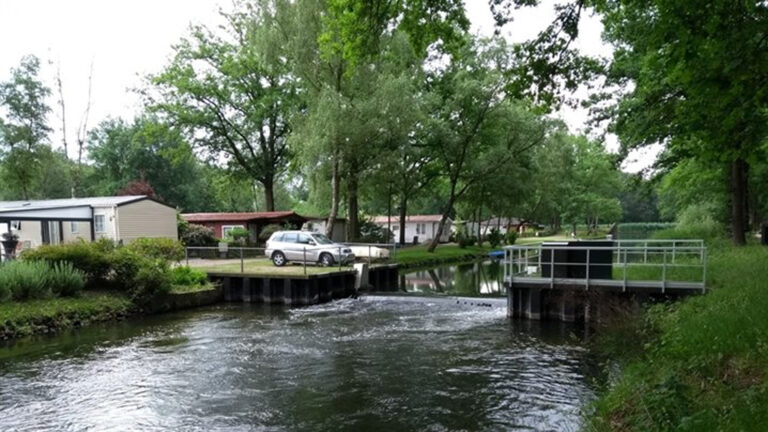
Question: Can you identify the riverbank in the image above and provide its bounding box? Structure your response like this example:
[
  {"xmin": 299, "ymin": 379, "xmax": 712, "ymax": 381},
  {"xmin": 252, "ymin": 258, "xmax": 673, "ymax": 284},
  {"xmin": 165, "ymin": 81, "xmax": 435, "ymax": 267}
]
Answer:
[
  {"xmin": 588, "ymin": 239, "xmax": 768, "ymax": 430},
  {"xmin": 394, "ymin": 244, "xmax": 492, "ymax": 268},
  {"xmin": 0, "ymin": 285, "xmax": 220, "ymax": 340}
]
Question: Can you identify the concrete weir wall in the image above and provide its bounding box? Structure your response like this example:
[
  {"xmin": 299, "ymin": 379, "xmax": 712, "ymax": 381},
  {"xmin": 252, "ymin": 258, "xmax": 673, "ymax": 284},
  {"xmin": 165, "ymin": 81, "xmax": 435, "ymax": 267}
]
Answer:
[
  {"xmin": 209, "ymin": 271, "xmax": 358, "ymax": 306},
  {"xmin": 506, "ymin": 287, "xmax": 618, "ymax": 323}
]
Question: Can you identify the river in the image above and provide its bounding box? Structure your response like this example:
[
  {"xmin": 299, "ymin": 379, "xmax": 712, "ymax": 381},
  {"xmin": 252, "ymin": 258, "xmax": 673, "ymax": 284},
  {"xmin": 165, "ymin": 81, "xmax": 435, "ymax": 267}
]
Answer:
[{"xmin": 0, "ymin": 262, "xmax": 600, "ymax": 431}]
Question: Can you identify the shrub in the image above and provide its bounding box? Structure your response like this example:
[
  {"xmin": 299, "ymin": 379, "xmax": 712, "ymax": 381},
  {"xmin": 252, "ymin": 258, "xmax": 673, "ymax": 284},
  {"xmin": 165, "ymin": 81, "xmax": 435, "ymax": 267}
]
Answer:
[
  {"xmin": 171, "ymin": 266, "xmax": 208, "ymax": 286},
  {"xmin": 258, "ymin": 223, "xmax": 282, "ymax": 241},
  {"xmin": 457, "ymin": 232, "xmax": 476, "ymax": 248},
  {"xmin": 359, "ymin": 218, "xmax": 392, "ymax": 243},
  {"xmin": 47, "ymin": 262, "xmax": 86, "ymax": 297},
  {"xmin": 127, "ymin": 238, "xmax": 185, "ymax": 261},
  {"xmin": 180, "ymin": 223, "xmax": 216, "ymax": 247},
  {"xmin": 226, "ymin": 227, "xmax": 250, "ymax": 245},
  {"xmin": 130, "ymin": 259, "xmax": 172, "ymax": 304},
  {"xmin": 487, "ymin": 228, "xmax": 503, "ymax": 248},
  {"xmin": 21, "ymin": 241, "xmax": 112, "ymax": 286},
  {"xmin": 0, "ymin": 261, "xmax": 52, "ymax": 301},
  {"xmin": 504, "ymin": 231, "xmax": 518, "ymax": 245}
]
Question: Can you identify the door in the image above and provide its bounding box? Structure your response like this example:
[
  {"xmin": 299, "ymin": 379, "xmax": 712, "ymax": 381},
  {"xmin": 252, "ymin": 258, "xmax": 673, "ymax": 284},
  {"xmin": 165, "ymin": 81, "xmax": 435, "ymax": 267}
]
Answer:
[
  {"xmin": 296, "ymin": 233, "xmax": 315, "ymax": 262},
  {"xmin": 281, "ymin": 232, "xmax": 301, "ymax": 260}
]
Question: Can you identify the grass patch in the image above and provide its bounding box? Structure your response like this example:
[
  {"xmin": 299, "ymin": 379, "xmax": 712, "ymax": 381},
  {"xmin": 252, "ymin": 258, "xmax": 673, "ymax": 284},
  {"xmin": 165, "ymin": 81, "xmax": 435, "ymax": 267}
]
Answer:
[
  {"xmin": 394, "ymin": 244, "xmax": 492, "ymax": 266},
  {"xmin": 169, "ymin": 282, "xmax": 218, "ymax": 294},
  {"xmin": 588, "ymin": 240, "xmax": 768, "ymax": 431},
  {"xmin": 193, "ymin": 258, "xmax": 351, "ymax": 275},
  {"xmin": 0, "ymin": 291, "xmax": 133, "ymax": 340}
]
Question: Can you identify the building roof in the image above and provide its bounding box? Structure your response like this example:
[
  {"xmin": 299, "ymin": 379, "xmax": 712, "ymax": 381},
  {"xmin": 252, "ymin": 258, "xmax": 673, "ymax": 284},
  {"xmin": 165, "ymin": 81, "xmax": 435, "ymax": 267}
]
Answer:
[
  {"xmin": 371, "ymin": 214, "xmax": 448, "ymax": 223},
  {"xmin": 182, "ymin": 211, "xmax": 307, "ymax": 223},
  {"xmin": 0, "ymin": 195, "xmax": 151, "ymax": 211}
]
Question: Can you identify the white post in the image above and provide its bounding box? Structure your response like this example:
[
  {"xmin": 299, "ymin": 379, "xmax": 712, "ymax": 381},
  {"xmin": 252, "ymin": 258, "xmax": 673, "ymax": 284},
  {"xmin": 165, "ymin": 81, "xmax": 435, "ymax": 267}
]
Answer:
[
  {"xmin": 661, "ymin": 250, "xmax": 667, "ymax": 294},
  {"xmin": 585, "ymin": 248, "xmax": 590, "ymax": 291}
]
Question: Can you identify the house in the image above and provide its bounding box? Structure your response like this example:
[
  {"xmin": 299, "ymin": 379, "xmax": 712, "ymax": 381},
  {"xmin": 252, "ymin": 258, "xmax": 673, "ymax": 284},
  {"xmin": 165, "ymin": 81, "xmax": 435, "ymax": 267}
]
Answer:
[
  {"xmin": 371, "ymin": 214, "xmax": 451, "ymax": 244},
  {"xmin": 0, "ymin": 195, "xmax": 178, "ymax": 252},
  {"xmin": 464, "ymin": 217, "xmax": 523, "ymax": 236},
  {"xmin": 302, "ymin": 217, "xmax": 347, "ymax": 243},
  {"xmin": 181, "ymin": 211, "xmax": 308, "ymax": 243}
]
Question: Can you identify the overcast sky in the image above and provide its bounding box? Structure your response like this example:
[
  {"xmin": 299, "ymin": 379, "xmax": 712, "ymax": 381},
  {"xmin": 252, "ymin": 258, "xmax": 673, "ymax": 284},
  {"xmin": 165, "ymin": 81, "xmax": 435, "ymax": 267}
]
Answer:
[{"xmin": 0, "ymin": 0, "xmax": 655, "ymax": 171}]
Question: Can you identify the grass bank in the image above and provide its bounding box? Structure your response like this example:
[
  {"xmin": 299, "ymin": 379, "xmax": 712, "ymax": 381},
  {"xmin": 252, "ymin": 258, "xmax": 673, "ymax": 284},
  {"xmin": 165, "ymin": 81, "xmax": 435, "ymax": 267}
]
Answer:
[
  {"xmin": 589, "ymin": 240, "xmax": 768, "ymax": 431},
  {"xmin": 394, "ymin": 244, "xmax": 492, "ymax": 267},
  {"xmin": 0, "ymin": 292, "xmax": 133, "ymax": 340}
]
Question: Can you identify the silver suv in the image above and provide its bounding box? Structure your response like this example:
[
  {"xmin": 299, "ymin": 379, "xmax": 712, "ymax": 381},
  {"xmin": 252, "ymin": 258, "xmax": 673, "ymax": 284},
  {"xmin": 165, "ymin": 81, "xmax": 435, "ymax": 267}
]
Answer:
[{"xmin": 265, "ymin": 230, "xmax": 355, "ymax": 267}]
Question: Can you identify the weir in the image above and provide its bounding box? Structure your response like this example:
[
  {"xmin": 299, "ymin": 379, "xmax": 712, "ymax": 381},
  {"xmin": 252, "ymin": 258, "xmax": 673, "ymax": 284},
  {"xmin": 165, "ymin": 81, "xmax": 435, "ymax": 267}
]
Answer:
[{"xmin": 503, "ymin": 239, "xmax": 708, "ymax": 321}]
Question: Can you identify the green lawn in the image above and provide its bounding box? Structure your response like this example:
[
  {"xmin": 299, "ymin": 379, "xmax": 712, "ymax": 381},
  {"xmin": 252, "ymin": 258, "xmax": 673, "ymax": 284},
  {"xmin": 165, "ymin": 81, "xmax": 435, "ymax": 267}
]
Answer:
[
  {"xmin": 193, "ymin": 258, "xmax": 351, "ymax": 276},
  {"xmin": 394, "ymin": 244, "xmax": 492, "ymax": 265},
  {"xmin": 169, "ymin": 282, "xmax": 219, "ymax": 294},
  {"xmin": 589, "ymin": 240, "xmax": 768, "ymax": 431}
]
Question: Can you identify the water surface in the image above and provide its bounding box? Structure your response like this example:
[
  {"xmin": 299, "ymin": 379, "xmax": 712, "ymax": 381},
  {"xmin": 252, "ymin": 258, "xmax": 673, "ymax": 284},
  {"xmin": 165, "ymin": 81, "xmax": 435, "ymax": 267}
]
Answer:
[{"xmin": 0, "ymin": 297, "xmax": 598, "ymax": 431}]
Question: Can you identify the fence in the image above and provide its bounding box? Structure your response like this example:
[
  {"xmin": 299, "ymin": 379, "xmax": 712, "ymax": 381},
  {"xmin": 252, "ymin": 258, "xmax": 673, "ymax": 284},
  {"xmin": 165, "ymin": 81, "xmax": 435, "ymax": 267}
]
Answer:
[
  {"xmin": 503, "ymin": 239, "xmax": 707, "ymax": 293},
  {"xmin": 185, "ymin": 242, "xmax": 398, "ymax": 275}
]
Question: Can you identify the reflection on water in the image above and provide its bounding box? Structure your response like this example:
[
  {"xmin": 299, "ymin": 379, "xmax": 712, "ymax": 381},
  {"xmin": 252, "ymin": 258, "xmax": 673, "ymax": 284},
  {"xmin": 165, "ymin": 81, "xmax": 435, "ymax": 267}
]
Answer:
[
  {"xmin": 0, "ymin": 300, "xmax": 598, "ymax": 432},
  {"xmin": 400, "ymin": 260, "xmax": 505, "ymax": 296}
]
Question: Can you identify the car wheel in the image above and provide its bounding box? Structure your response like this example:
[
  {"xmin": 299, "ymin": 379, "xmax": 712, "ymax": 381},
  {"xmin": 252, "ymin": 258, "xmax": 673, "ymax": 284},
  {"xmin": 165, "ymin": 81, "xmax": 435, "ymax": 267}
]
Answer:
[
  {"xmin": 272, "ymin": 251, "xmax": 287, "ymax": 267},
  {"xmin": 319, "ymin": 253, "xmax": 334, "ymax": 267}
]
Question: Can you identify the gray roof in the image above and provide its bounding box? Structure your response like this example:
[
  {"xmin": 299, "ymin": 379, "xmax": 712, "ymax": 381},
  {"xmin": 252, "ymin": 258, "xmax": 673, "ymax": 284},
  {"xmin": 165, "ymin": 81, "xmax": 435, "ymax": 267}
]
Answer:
[{"xmin": 0, "ymin": 196, "xmax": 148, "ymax": 211}]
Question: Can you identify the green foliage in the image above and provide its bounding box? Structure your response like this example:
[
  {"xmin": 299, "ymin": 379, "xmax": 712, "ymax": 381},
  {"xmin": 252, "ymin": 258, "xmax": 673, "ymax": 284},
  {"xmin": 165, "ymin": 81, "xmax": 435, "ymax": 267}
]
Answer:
[
  {"xmin": 130, "ymin": 259, "xmax": 172, "ymax": 305},
  {"xmin": 457, "ymin": 232, "xmax": 476, "ymax": 249},
  {"xmin": 225, "ymin": 227, "xmax": 250, "ymax": 245},
  {"xmin": 127, "ymin": 238, "xmax": 185, "ymax": 261},
  {"xmin": 180, "ymin": 223, "xmax": 216, "ymax": 247},
  {"xmin": 487, "ymin": 228, "xmax": 503, "ymax": 248},
  {"xmin": 617, "ymin": 223, "xmax": 677, "ymax": 240},
  {"xmin": 22, "ymin": 241, "xmax": 113, "ymax": 285},
  {"xmin": 170, "ymin": 266, "xmax": 207, "ymax": 286},
  {"xmin": 359, "ymin": 218, "xmax": 391, "ymax": 243},
  {"xmin": 0, "ymin": 260, "xmax": 85, "ymax": 303},
  {"xmin": 590, "ymin": 243, "xmax": 768, "ymax": 431},
  {"xmin": 258, "ymin": 224, "xmax": 282, "ymax": 241},
  {"xmin": 504, "ymin": 231, "xmax": 518, "ymax": 245}
]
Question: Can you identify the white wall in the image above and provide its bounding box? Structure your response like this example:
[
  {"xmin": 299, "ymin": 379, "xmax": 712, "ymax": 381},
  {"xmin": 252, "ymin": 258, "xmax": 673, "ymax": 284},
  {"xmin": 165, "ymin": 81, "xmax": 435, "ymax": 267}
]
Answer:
[
  {"xmin": 116, "ymin": 199, "xmax": 178, "ymax": 242},
  {"xmin": 304, "ymin": 219, "xmax": 346, "ymax": 242},
  {"xmin": 378, "ymin": 220, "xmax": 451, "ymax": 244}
]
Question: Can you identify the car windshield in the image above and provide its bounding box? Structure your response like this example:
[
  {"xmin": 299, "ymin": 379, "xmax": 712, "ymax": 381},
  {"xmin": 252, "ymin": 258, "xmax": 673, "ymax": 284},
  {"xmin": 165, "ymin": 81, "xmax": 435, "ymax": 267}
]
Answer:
[{"xmin": 311, "ymin": 233, "xmax": 334, "ymax": 245}]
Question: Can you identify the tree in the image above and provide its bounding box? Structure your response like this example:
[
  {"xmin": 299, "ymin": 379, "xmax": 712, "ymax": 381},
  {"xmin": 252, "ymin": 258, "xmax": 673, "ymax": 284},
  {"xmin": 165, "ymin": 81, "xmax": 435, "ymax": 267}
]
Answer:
[
  {"xmin": 424, "ymin": 38, "xmax": 548, "ymax": 252},
  {"xmin": 592, "ymin": 0, "xmax": 768, "ymax": 244},
  {"xmin": 148, "ymin": 2, "xmax": 297, "ymax": 211},
  {"xmin": 0, "ymin": 56, "xmax": 52, "ymax": 199}
]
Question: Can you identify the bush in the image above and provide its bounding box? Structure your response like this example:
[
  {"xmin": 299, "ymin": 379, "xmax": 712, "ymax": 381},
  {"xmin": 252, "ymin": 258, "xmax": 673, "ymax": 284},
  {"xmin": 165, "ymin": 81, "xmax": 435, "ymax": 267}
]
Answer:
[
  {"xmin": 130, "ymin": 259, "xmax": 172, "ymax": 304},
  {"xmin": 127, "ymin": 238, "xmax": 185, "ymax": 261},
  {"xmin": 504, "ymin": 231, "xmax": 518, "ymax": 245},
  {"xmin": 21, "ymin": 241, "xmax": 112, "ymax": 286},
  {"xmin": 359, "ymin": 218, "xmax": 392, "ymax": 243},
  {"xmin": 226, "ymin": 227, "xmax": 250, "ymax": 245},
  {"xmin": 258, "ymin": 223, "xmax": 282, "ymax": 241},
  {"xmin": 171, "ymin": 266, "xmax": 208, "ymax": 286},
  {"xmin": 180, "ymin": 223, "xmax": 216, "ymax": 247},
  {"xmin": 47, "ymin": 262, "xmax": 86, "ymax": 297},
  {"xmin": 487, "ymin": 228, "xmax": 503, "ymax": 248},
  {"xmin": 457, "ymin": 232, "xmax": 476, "ymax": 248},
  {"xmin": 0, "ymin": 260, "xmax": 85, "ymax": 302}
]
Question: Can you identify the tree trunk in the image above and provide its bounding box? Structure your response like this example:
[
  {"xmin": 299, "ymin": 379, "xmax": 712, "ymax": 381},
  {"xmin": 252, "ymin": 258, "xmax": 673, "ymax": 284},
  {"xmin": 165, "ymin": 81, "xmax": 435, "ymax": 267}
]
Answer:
[
  {"xmin": 263, "ymin": 177, "xmax": 275, "ymax": 212},
  {"xmin": 346, "ymin": 167, "xmax": 359, "ymax": 242},
  {"xmin": 731, "ymin": 158, "xmax": 748, "ymax": 245},
  {"xmin": 325, "ymin": 153, "xmax": 340, "ymax": 239},
  {"xmin": 399, "ymin": 196, "xmax": 407, "ymax": 245},
  {"xmin": 428, "ymin": 195, "xmax": 455, "ymax": 252}
]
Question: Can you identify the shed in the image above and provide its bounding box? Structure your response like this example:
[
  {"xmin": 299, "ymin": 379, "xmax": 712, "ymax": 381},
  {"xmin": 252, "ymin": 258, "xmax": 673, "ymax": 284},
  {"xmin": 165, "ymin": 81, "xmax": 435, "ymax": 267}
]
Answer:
[{"xmin": 181, "ymin": 211, "xmax": 308, "ymax": 243}]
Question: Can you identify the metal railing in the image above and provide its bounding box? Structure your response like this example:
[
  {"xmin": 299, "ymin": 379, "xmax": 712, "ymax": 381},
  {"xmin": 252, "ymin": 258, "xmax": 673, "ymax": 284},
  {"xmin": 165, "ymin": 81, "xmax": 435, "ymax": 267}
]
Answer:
[{"xmin": 503, "ymin": 239, "xmax": 707, "ymax": 293}]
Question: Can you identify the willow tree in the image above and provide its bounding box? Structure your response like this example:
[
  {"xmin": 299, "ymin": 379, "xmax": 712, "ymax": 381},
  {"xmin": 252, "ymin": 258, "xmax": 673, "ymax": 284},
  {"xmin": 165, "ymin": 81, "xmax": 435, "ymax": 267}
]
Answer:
[{"xmin": 148, "ymin": 2, "xmax": 297, "ymax": 211}]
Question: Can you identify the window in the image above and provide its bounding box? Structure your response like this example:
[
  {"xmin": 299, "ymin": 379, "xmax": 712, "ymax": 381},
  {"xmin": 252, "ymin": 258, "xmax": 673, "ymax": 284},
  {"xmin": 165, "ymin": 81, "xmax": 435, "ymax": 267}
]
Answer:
[
  {"xmin": 297, "ymin": 233, "xmax": 312, "ymax": 244},
  {"xmin": 416, "ymin": 223, "xmax": 425, "ymax": 234},
  {"xmin": 270, "ymin": 233, "xmax": 283, "ymax": 242},
  {"xmin": 393, "ymin": 225, "xmax": 399, "ymax": 233},
  {"xmin": 10, "ymin": 221, "xmax": 20, "ymax": 230},
  {"xmin": 311, "ymin": 233, "xmax": 333, "ymax": 245},
  {"xmin": 94, "ymin": 215, "xmax": 106, "ymax": 233},
  {"xmin": 222, "ymin": 225, "xmax": 244, "ymax": 238},
  {"xmin": 282, "ymin": 232, "xmax": 298, "ymax": 243},
  {"xmin": 70, "ymin": 222, "xmax": 79, "ymax": 234}
]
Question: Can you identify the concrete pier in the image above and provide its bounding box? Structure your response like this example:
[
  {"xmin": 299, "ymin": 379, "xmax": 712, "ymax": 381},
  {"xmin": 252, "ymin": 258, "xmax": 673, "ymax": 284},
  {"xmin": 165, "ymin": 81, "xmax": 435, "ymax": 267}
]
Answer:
[{"xmin": 208, "ymin": 270, "xmax": 357, "ymax": 306}]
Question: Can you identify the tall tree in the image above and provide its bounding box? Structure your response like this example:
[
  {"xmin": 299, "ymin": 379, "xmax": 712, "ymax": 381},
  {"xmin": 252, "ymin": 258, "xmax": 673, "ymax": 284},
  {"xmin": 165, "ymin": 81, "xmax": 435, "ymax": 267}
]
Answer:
[
  {"xmin": 148, "ymin": 2, "xmax": 297, "ymax": 211},
  {"xmin": 0, "ymin": 56, "xmax": 52, "ymax": 200}
]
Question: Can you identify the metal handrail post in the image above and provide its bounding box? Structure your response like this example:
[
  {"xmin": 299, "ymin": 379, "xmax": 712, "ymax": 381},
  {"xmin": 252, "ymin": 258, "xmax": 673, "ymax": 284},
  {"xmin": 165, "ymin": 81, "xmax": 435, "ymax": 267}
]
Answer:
[
  {"xmin": 339, "ymin": 246, "xmax": 342, "ymax": 271},
  {"xmin": 240, "ymin": 247, "xmax": 244, "ymax": 273},
  {"xmin": 185, "ymin": 248, "xmax": 189, "ymax": 266},
  {"xmin": 702, "ymin": 247, "xmax": 707, "ymax": 293},
  {"xmin": 303, "ymin": 247, "xmax": 307, "ymax": 275},
  {"xmin": 550, "ymin": 246, "xmax": 555, "ymax": 289},
  {"xmin": 644, "ymin": 241, "xmax": 648, "ymax": 263},
  {"xmin": 368, "ymin": 245, "xmax": 371, "ymax": 265},
  {"xmin": 661, "ymin": 250, "xmax": 667, "ymax": 293},
  {"xmin": 622, "ymin": 246, "xmax": 628, "ymax": 292},
  {"xmin": 585, "ymin": 249, "xmax": 590, "ymax": 291},
  {"xmin": 672, "ymin": 240, "xmax": 676, "ymax": 264}
]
